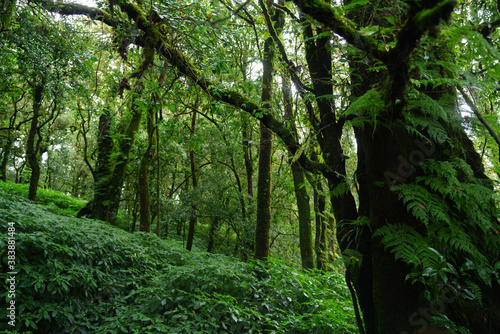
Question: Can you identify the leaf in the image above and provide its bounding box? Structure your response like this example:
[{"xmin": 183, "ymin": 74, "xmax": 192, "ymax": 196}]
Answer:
[
  {"xmin": 385, "ymin": 16, "xmax": 396, "ymax": 26},
  {"xmin": 359, "ymin": 25, "xmax": 380, "ymax": 36}
]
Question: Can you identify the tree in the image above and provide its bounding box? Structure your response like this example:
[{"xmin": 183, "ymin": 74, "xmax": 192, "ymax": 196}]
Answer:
[
  {"xmin": 254, "ymin": 0, "xmax": 284, "ymax": 261},
  {"xmin": 1, "ymin": 8, "xmax": 91, "ymax": 200}
]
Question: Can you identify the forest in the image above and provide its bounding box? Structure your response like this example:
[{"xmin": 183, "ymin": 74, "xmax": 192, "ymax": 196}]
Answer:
[{"xmin": 1, "ymin": 0, "xmax": 500, "ymax": 333}]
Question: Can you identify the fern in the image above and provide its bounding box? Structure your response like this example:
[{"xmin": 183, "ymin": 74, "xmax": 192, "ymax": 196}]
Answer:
[
  {"xmin": 404, "ymin": 114, "xmax": 450, "ymax": 144},
  {"xmin": 393, "ymin": 183, "xmax": 451, "ymax": 227},
  {"xmin": 374, "ymin": 224, "xmax": 430, "ymax": 267},
  {"xmin": 344, "ymin": 87, "xmax": 385, "ymax": 120}
]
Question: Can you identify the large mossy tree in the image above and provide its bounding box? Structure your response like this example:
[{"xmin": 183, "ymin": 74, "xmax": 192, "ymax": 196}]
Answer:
[{"xmin": 3, "ymin": 0, "xmax": 500, "ymax": 332}]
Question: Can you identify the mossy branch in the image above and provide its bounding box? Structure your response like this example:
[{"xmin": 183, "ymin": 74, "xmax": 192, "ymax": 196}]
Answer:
[{"xmin": 37, "ymin": 0, "xmax": 117, "ymax": 26}]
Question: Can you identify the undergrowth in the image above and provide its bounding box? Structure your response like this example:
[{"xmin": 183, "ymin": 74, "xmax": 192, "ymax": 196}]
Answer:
[
  {"xmin": 0, "ymin": 182, "xmax": 357, "ymax": 333},
  {"xmin": 0, "ymin": 181, "xmax": 85, "ymax": 217}
]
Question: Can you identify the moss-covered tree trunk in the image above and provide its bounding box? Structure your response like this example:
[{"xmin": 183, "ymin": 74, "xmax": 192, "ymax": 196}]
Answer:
[
  {"xmin": 138, "ymin": 67, "xmax": 165, "ymax": 233},
  {"xmin": 301, "ymin": 13, "xmax": 358, "ymax": 243},
  {"xmin": 26, "ymin": 79, "xmax": 44, "ymax": 201},
  {"xmin": 91, "ymin": 85, "xmax": 144, "ymax": 223},
  {"xmin": 89, "ymin": 106, "xmax": 113, "ymax": 219},
  {"xmin": 186, "ymin": 110, "xmax": 198, "ymax": 251},
  {"xmin": 242, "ymin": 120, "xmax": 254, "ymax": 198},
  {"xmin": 240, "ymin": 117, "xmax": 255, "ymax": 261},
  {"xmin": 138, "ymin": 109, "xmax": 155, "ymax": 233}
]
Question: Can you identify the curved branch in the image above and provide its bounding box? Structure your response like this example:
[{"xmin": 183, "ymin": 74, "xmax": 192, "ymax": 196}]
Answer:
[{"xmin": 458, "ymin": 86, "xmax": 500, "ymax": 161}]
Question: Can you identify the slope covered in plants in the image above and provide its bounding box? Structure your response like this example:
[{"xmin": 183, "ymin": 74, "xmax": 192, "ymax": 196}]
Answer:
[{"xmin": 0, "ymin": 182, "xmax": 357, "ymax": 333}]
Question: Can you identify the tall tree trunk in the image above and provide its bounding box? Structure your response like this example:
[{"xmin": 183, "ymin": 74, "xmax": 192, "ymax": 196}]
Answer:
[
  {"xmin": 186, "ymin": 110, "xmax": 198, "ymax": 251},
  {"xmin": 138, "ymin": 107, "xmax": 155, "ymax": 232},
  {"xmin": 155, "ymin": 108, "xmax": 161, "ymax": 236},
  {"xmin": 242, "ymin": 119, "xmax": 254, "ymax": 198},
  {"xmin": 138, "ymin": 62, "xmax": 166, "ymax": 232},
  {"xmin": 26, "ymin": 80, "xmax": 44, "ymax": 201},
  {"xmin": 254, "ymin": 0, "xmax": 283, "ymax": 261},
  {"xmin": 90, "ymin": 106, "xmax": 114, "ymax": 220},
  {"xmin": 300, "ymin": 12, "xmax": 358, "ymax": 238},
  {"xmin": 282, "ymin": 72, "xmax": 314, "ymax": 269},
  {"xmin": 240, "ymin": 117, "xmax": 255, "ymax": 261},
  {"xmin": 102, "ymin": 86, "xmax": 144, "ymax": 223}
]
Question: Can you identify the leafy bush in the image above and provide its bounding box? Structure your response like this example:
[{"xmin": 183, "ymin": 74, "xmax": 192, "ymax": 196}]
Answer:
[{"xmin": 0, "ymin": 187, "xmax": 357, "ymax": 333}]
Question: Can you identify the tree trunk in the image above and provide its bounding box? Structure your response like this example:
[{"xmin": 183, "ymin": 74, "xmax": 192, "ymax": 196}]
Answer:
[
  {"xmin": 156, "ymin": 109, "xmax": 161, "ymax": 236},
  {"xmin": 90, "ymin": 39, "xmax": 154, "ymax": 223},
  {"xmin": 282, "ymin": 71, "xmax": 314, "ymax": 269},
  {"xmin": 90, "ymin": 106, "xmax": 114, "ymax": 221},
  {"xmin": 207, "ymin": 216, "xmax": 219, "ymax": 253},
  {"xmin": 242, "ymin": 119, "xmax": 254, "ymax": 198},
  {"xmin": 138, "ymin": 108, "xmax": 155, "ymax": 232},
  {"xmin": 186, "ymin": 110, "xmax": 198, "ymax": 251},
  {"xmin": 1, "ymin": 137, "xmax": 13, "ymax": 181},
  {"xmin": 301, "ymin": 13, "xmax": 358, "ymax": 239},
  {"xmin": 310, "ymin": 173, "xmax": 327, "ymax": 271},
  {"xmin": 26, "ymin": 80, "xmax": 44, "ymax": 201},
  {"xmin": 254, "ymin": 1, "xmax": 278, "ymax": 261}
]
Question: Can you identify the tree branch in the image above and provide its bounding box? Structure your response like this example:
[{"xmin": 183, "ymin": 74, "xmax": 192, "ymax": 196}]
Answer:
[
  {"xmin": 37, "ymin": 0, "xmax": 117, "ymax": 26},
  {"xmin": 458, "ymin": 86, "xmax": 500, "ymax": 161},
  {"xmin": 259, "ymin": 0, "xmax": 314, "ymax": 94}
]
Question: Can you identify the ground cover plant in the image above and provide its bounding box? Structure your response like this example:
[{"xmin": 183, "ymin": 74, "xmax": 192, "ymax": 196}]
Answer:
[{"xmin": 0, "ymin": 182, "xmax": 357, "ymax": 333}]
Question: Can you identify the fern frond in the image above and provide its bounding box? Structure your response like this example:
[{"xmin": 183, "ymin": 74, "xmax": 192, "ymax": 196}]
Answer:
[{"xmin": 374, "ymin": 224, "xmax": 427, "ymax": 266}]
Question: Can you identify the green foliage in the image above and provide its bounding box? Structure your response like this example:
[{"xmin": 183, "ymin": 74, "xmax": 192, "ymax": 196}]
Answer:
[
  {"xmin": 0, "ymin": 188, "xmax": 357, "ymax": 333},
  {"xmin": 344, "ymin": 87, "xmax": 385, "ymax": 127},
  {"xmin": 0, "ymin": 181, "xmax": 85, "ymax": 217}
]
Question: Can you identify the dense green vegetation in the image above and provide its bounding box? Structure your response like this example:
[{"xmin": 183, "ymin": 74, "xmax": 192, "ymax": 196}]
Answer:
[
  {"xmin": 0, "ymin": 181, "xmax": 357, "ymax": 333},
  {"xmin": 2, "ymin": 0, "xmax": 500, "ymax": 333}
]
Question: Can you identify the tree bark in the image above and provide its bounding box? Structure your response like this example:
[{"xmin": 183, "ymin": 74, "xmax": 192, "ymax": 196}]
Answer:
[
  {"xmin": 186, "ymin": 109, "xmax": 198, "ymax": 251},
  {"xmin": 26, "ymin": 79, "xmax": 44, "ymax": 201}
]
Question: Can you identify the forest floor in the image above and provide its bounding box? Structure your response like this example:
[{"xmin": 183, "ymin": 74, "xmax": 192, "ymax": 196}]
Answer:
[{"xmin": 0, "ymin": 181, "xmax": 358, "ymax": 333}]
